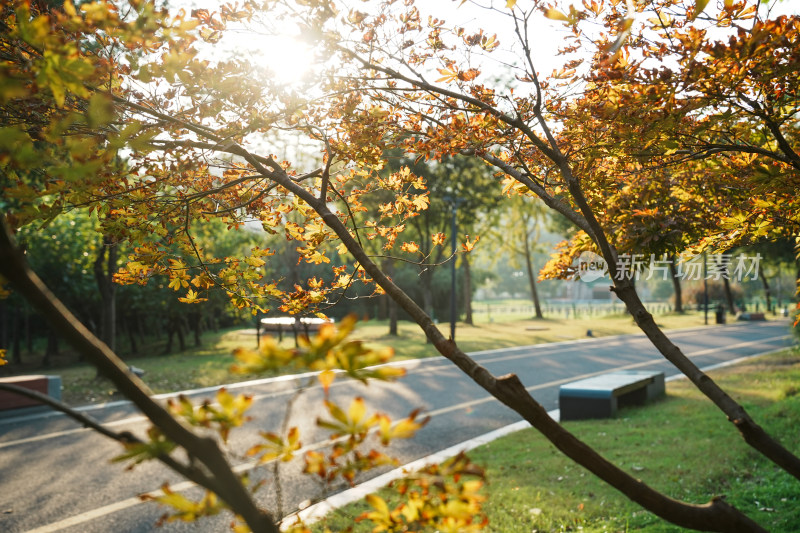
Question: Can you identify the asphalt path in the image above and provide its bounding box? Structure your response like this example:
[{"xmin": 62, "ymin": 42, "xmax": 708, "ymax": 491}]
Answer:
[{"xmin": 0, "ymin": 319, "xmax": 794, "ymax": 532}]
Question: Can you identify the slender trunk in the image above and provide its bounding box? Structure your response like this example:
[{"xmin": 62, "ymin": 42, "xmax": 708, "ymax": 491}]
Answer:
[
  {"xmin": 43, "ymin": 328, "xmax": 59, "ymax": 367},
  {"xmin": 668, "ymin": 254, "xmax": 683, "ymax": 313},
  {"xmin": 188, "ymin": 312, "xmax": 202, "ymax": 347},
  {"xmin": 11, "ymin": 309, "xmax": 21, "ymax": 364},
  {"xmin": 524, "ymin": 234, "xmax": 543, "ymax": 318},
  {"xmin": 388, "ymin": 297, "xmax": 398, "ymax": 336},
  {"xmin": 613, "ymin": 279, "xmax": 800, "ymax": 477},
  {"xmin": 176, "ymin": 316, "xmax": 186, "ymax": 352},
  {"xmin": 93, "ymin": 235, "xmax": 117, "ymax": 352},
  {"xmin": 377, "ymin": 286, "xmax": 388, "ymax": 320},
  {"xmin": 759, "ymin": 271, "xmax": 772, "ymax": 312},
  {"xmin": 419, "ymin": 267, "xmax": 435, "ymax": 343},
  {"xmin": 287, "ymin": 189, "xmax": 767, "ymax": 532},
  {"xmin": 0, "ymin": 301, "xmax": 7, "ymax": 355},
  {"xmin": 164, "ymin": 320, "xmax": 174, "ymax": 355},
  {"xmin": 562, "ymin": 170, "xmax": 800, "ymax": 483},
  {"xmin": 463, "ymin": 252, "xmax": 474, "ymax": 325},
  {"xmin": 723, "ymin": 276, "xmax": 735, "ymax": 314},
  {"xmin": 0, "ymin": 218, "xmax": 279, "ymax": 533},
  {"xmin": 25, "ymin": 309, "xmax": 32, "ymax": 354},
  {"xmin": 127, "ymin": 313, "xmax": 138, "ymax": 354},
  {"xmin": 385, "ymin": 259, "xmax": 398, "ymax": 336},
  {"xmin": 194, "ymin": 317, "xmax": 202, "ymax": 347}
]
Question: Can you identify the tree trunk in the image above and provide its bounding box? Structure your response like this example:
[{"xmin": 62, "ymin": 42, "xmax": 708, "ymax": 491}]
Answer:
[
  {"xmin": 561, "ymin": 173, "xmax": 800, "ymax": 482},
  {"xmin": 25, "ymin": 310, "xmax": 32, "ymax": 354},
  {"xmin": 388, "ymin": 297, "xmax": 398, "ymax": 336},
  {"xmin": 304, "ymin": 197, "xmax": 768, "ymax": 532},
  {"xmin": 191, "ymin": 312, "xmax": 202, "ymax": 347},
  {"xmin": 668, "ymin": 254, "xmax": 683, "ymax": 313},
  {"xmin": 42, "ymin": 328, "xmax": 59, "ymax": 367},
  {"xmin": 93, "ymin": 235, "xmax": 117, "ymax": 352},
  {"xmin": 723, "ymin": 276, "xmax": 736, "ymax": 314},
  {"xmin": 164, "ymin": 317, "xmax": 174, "ymax": 355},
  {"xmin": 11, "ymin": 311, "xmax": 21, "ymax": 364},
  {"xmin": 385, "ymin": 259, "xmax": 398, "ymax": 336},
  {"xmin": 463, "ymin": 252, "xmax": 474, "ymax": 325},
  {"xmin": 0, "ymin": 218, "xmax": 279, "ymax": 533},
  {"xmin": 524, "ymin": 234, "xmax": 543, "ymax": 318},
  {"xmin": 176, "ymin": 316, "xmax": 186, "ymax": 352},
  {"xmin": 420, "ymin": 267, "xmax": 435, "ymax": 343},
  {"xmin": 0, "ymin": 301, "xmax": 7, "ymax": 356},
  {"xmin": 759, "ymin": 271, "xmax": 772, "ymax": 312},
  {"xmin": 126, "ymin": 313, "xmax": 138, "ymax": 354}
]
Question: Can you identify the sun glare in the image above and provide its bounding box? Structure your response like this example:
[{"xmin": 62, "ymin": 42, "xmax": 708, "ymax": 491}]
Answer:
[{"xmin": 238, "ymin": 33, "xmax": 314, "ymax": 86}]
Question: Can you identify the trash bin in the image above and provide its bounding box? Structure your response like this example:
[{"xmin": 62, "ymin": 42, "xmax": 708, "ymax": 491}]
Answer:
[{"xmin": 715, "ymin": 304, "xmax": 726, "ymax": 324}]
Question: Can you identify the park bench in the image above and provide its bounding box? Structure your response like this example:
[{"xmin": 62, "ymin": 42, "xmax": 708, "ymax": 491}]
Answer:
[
  {"xmin": 259, "ymin": 317, "xmax": 334, "ymax": 343},
  {"xmin": 737, "ymin": 312, "xmax": 766, "ymax": 321},
  {"xmin": 558, "ymin": 370, "xmax": 665, "ymax": 421},
  {"xmin": 0, "ymin": 375, "xmax": 62, "ymax": 418}
]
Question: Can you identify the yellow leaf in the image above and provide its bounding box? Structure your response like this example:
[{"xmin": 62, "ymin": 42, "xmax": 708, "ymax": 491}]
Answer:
[
  {"xmin": 692, "ymin": 0, "xmax": 710, "ymax": 20},
  {"xmin": 63, "ymin": 1, "xmax": 77, "ymax": 17},
  {"xmin": 178, "ymin": 289, "xmax": 207, "ymax": 303},
  {"xmin": 506, "ymin": 0, "xmax": 517, "ymax": 7},
  {"xmin": 0, "ymin": 349, "xmax": 7, "ymax": 366},
  {"xmin": 366, "ymin": 493, "xmax": 389, "ymax": 516},
  {"xmin": 544, "ymin": 8, "xmax": 569, "ymax": 22},
  {"xmin": 348, "ymin": 397, "xmax": 367, "ymax": 425},
  {"xmin": 401, "ymin": 241, "xmax": 420, "ymax": 253}
]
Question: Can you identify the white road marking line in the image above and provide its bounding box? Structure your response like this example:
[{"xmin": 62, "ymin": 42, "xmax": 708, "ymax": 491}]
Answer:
[
  {"xmin": 0, "ymin": 342, "xmax": 622, "ymax": 447},
  {"xmin": 19, "ymin": 335, "xmax": 791, "ymax": 533},
  {"xmin": 1, "ymin": 332, "xmax": 789, "ymax": 449},
  {"xmin": 5, "ymin": 320, "xmax": 776, "ymax": 426}
]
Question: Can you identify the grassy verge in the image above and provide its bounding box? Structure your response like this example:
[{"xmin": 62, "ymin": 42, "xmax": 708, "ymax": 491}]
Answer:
[
  {"xmin": 348, "ymin": 311, "xmax": 708, "ymax": 360},
  {"xmin": 55, "ymin": 327, "xmax": 267, "ymax": 405},
  {"xmin": 2, "ymin": 309, "xmax": 722, "ymax": 405},
  {"xmin": 315, "ymin": 349, "xmax": 800, "ymax": 532}
]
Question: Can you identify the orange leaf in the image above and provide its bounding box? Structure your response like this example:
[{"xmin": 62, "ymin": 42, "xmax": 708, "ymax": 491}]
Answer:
[{"xmin": 318, "ymin": 369, "xmax": 336, "ymax": 393}]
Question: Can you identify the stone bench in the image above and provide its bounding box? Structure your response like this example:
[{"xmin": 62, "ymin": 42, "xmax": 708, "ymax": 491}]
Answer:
[
  {"xmin": 0, "ymin": 375, "xmax": 62, "ymax": 418},
  {"xmin": 259, "ymin": 317, "xmax": 334, "ymax": 342},
  {"xmin": 559, "ymin": 370, "xmax": 665, "ymax": 421},
  {"xmin": 737, "ymin": 312, "xmax": 766, "ymax": 321}
]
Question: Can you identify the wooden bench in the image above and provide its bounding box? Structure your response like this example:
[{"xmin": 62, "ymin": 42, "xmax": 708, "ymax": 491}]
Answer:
[
  {"xmin": 0, "ymin": 375, "xmax": 62, "ymax": 417},
  {"xmin": 559, "ymin": 370, "xmax": 665, "ymax": 421}
]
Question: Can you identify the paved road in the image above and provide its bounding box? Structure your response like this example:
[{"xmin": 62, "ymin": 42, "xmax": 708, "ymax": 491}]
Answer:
[{"xmin": 0, "ymin": 320, "xmax": 794, "ymax": 532}]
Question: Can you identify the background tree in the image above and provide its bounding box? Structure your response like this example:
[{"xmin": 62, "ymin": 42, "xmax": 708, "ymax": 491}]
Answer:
[{"xmin": 491, "ymin": 195, "xmax": 548, "ymax": 318}]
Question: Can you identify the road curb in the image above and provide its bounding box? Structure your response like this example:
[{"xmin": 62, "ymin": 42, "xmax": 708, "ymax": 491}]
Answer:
[
  {"xmin": 280, "ymin": 416, "xmax": 547, "ymax": 530},
  {"xmin": 280, "ymin": 346, "xmax": 792, "ymax": 530}
]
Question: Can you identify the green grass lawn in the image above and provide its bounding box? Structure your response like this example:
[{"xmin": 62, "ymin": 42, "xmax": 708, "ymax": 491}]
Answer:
[
  {"xmin": 314, "ymin": 349, "xmax": 800, "ymax": 532},
  {"xmin": 2, "ymin": 308, "xmax": 723, "ymax": 405}
]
